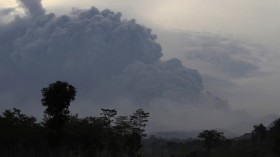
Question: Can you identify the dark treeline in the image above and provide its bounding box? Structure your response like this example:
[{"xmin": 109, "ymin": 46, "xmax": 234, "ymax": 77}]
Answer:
[
  {"xmin": 0, "ymin": 81, "xmax": 149, "ymax": 157},
  {"xmin": 141, "ymin": 121, "xmax": 280, "ymax": 157},
  {"xmin": 1, "ymin": 80, "xmax": 280, "ymax": 157}
]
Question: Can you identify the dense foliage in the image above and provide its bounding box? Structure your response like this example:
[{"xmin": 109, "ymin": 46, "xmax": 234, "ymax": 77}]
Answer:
[{"xmin": 0, "ymin": 107, "xmax": 149, "ymax": 157}]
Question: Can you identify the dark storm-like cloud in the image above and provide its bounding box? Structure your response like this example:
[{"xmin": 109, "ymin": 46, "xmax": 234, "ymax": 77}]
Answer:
[
  {"xmin": 0, "ymin": 0, "xmax": 255, "ymax": 134},
  {"xmin": 10, "ymin": 8, "xmax": 162, "ymax": 81},
  {"xmin": 0, "ymin": 0, "xmax": 206, "ymax": 107}
]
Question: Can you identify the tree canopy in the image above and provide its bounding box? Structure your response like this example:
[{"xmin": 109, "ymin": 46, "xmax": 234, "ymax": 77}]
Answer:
[{"xmin": 198, "ymin": 129, "xmax": 225, "ymax": 151}]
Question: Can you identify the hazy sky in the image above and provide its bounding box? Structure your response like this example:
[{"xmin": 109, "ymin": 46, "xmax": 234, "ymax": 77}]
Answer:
[
  {"xmin": 1, "ymin": 0, "xmax": 280, "ymax": 134},
  {"xmin": 42, "ymin": 0, "xmax": 280, "ymax": 45}
]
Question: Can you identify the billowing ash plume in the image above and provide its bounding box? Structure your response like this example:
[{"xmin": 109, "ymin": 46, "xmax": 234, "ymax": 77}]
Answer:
[
  {"xmin": 9, "ymin": 6, "xmax": 162, "ymax": 88},
  {"xmin": 110, "ymin": 59, "xmax": 203, "ymax": 103},
  {"xmin": 0, "ymin": 0, "xmax": 207, "ymax": 105},
  {"xmin": 0, "ymin": 0, "xmax": 248, "ymax": 133},
  {"xmin": 17, "ymin": 0, "xmax": 45, "ymax": 17}
]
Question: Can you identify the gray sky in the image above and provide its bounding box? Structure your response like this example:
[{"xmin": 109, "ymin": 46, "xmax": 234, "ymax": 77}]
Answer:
[{"xmin": 1, "ymin": 0, "xmax": 280, "ymax": 134}]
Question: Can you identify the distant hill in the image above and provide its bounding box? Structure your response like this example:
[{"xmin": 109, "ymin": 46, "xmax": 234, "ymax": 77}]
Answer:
[
  {"xmin": 150, "ymin": 131, "xmax": 199, "ymax": 140},
  {"xmin": 229, "ymin": 114, "xmax": 279, "ymax": 134},
  {"xmin": 234, "ymin": 133, "xmax": 252, "ymax": 141},
  {"xmin": 150, "ymin": 129, "xmax": 238, "ymax": 140}
]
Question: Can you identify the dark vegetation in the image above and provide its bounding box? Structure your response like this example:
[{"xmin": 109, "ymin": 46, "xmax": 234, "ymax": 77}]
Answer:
[
  {"xmin": 1, "ymin": 80, "xmax": 280, "ymax": 157},
  {"xmin": 0, "ymin": 81, "xmax": 149, "ymax": 157},
  {"xmin": 141, "ymin": 122, "xmax": 280, "ymax": 157}
]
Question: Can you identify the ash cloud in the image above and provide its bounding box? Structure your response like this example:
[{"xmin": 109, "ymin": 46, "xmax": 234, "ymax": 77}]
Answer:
[
  {"xmin": 17, "ymin": 0, "xmax": 45, "ymax": 17},
  {"xmin": 0, "ymin": 8, "xmax": 15, "ymax": 16},
  {"xmin": 158, "ymin": 31, "xmax": 266, "ymax": 80},
  {"xmin": 0, "ymin": 0, "xmax": 253, "ymax": 133},
  {"xmin": 185, "ymin": 34, "xmax": 263, "ymax": 79},
  {"xmin": 157, "ymin": 31, "xmax": 269, "ymax": 96},
  {"xmin": 110, "ymin": 59, "xmax": 203, "ymax": 103}
]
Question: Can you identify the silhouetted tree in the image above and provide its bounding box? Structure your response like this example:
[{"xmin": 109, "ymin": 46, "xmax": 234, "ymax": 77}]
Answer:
[
  {"xmin": 41, "ymin": 81, "xmax": 76, "ymax": 149},
  {"xmin": 113, "ymin": 116, "xmax": 131, "ymax": 156},
  {"xmin": 128, "ymin": 109, "xmax": 150, "ymax": 157},
  {"xmin": 251, "ymin": 124, "xmax": 266, "ymax": 144},
  {"xmin": 198, "ymin": 130, "xmax": 225, "ymax": 152},
  {"xmin": 100, "ymin": 108, "xmax": 117, "ymax": 156}
]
